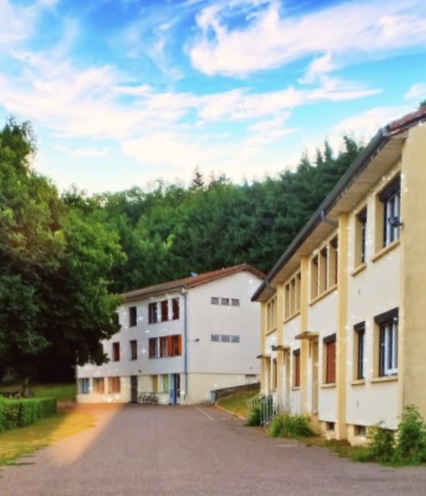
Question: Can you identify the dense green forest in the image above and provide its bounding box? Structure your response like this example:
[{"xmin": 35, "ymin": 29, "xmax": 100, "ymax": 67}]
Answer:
[{"xmin": 0, "ymin": 118, "xmax": 363, "ymax": 382}]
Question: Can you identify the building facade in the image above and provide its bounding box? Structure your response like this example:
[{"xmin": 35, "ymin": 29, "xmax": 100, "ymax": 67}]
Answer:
[
  {"xmin": 77, "ymin": 264, "xmax": 264, "ymax": 405},
  {"xmin": 252, "ymin": 107, "xmax": 426, "ymax": 444}
]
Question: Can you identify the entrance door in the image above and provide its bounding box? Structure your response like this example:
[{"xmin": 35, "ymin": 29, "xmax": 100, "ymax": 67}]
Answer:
[
  {"xmin": 169, "ymin": 374, "xmax": 181, "ymax": 405},
  {"xmin": 130, "ymin": 376, "xmax": 138, "ymax": 403}
]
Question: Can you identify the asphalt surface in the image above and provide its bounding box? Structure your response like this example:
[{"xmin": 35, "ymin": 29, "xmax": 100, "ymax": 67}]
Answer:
[{"xmin": 2, "ymin": 404, "xmax": 426, "ymax": 496}]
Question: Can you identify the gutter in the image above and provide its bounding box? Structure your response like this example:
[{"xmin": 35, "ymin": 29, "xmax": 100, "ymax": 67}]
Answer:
[{"xmin": 251, "ymin": 125, "xmax": 391, "ymax": 302}]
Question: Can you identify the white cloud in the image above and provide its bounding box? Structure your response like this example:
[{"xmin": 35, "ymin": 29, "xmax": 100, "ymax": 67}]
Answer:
[
  {"xmin": 189, "ymin": 0, "xmax": 426, "ymax": 77},
  {"xmin": 404, "ymin": 83, "xmax": 426, "ymax": 101},
  {"xmin": 70, "ymin": 148, "xmax": 112, "ymax": 159}
]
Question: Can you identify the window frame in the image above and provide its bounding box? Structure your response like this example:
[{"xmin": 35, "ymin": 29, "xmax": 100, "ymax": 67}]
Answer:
[
  {"xmin": 354, "ymin": 322, "xmax": 366, "ymax": 380},
  {"xmin": 129, "ymin": 306, "xmax": 137, "ymax": 327},
  {"xmin": 293, "ymin": 349, "xmax": 301, "ymax": 388},
  {"xmin": 379, "ymin": 176, "xmax": 401, "ymax": 248},
  {"xmin": 130, "ymin": 339, "xmax": 137, "ymax": 360},
  {"xmin": 324, "ymin": 334, "xmax": 336, "ymax": 384},
  {"xmin": 148, "ymin": 302, "xmax": 158, "ymax": 324},
  {"xmin": 112, "ymin": 342, "xmax": 120, "ymax": 362},
  {"xmin": 375, "ymin": 308, "xmax": 399, "ymax": 377}
]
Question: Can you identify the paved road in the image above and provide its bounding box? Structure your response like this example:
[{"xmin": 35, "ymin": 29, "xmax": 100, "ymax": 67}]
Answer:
[{"xmin": 2, "ymin": 404, "xmax": 426, "ymax": 496}]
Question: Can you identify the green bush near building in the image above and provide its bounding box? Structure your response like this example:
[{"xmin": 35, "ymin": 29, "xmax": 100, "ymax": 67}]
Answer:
[{"xmin": 0, "ymin": 397, "xmax": 57, "ymax": 433}]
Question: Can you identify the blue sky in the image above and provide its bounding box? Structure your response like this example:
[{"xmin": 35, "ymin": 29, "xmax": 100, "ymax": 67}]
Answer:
[{"xmin": 1, "ymin": 0, "xmax": 426, "ymax": 193}]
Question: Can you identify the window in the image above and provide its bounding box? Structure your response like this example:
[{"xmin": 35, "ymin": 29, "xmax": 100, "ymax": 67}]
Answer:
[
  {"xmin": 379, "ymin": 176, "xmax": 401, "ymax": 248},
  {"xmin": 266, "ymin": 296, "xmax": 277, "ymax": 332},
  {"xmin": 329, "ymin": 237, "xmax": 338, "ymax": 286},
  {"xmin": 293, "ymin": 350, "xmax": 300, "ymax": 387},
  {"xmin": 231, "ymin": 298, "xmax": 240, "ymax": 306},
  {"xmin": 160, "ymin": 336, "xmax": 169, "ymax": 357},
  {"xmin": 220, "ymin": 334, "xmax": 231, "ymax": 342},
  {"xmin": 375, "ymin": 308, "xmax": 399, "ymax": 376},
  {"xmin": 284, "ymin": 272, "xmax": 301, "ymax": 319},
  {"xmin": 211, "ymin": 334, "xmax": 220, "ymax": 342},
  {"xmin": 130, "ymin": 340, "xmax": 137, "ymax": 360},
  {"xmin": 149, "ymin": 338, "xmax": 160, "ymax": 358},
  {"xmin": 355, "ymin": 208, "xmax": 367, "ymax": 266},
  {"xmin": 271, "ymin": 358, "xmax": 277, "ymax": 391},
  {"xmin": 80, "ymin": 378, "xmax": 90, "ymax": 394},
  {"xmin": 108, "ymin": 377, "xmax": 121, "ymax": 394},
  {"xmin": 354, "ymin": 322, "xmax": 366, "ymax": 380},
  {"xmin": 129, "ymin": 306, "xmax": 137, "ymax": 327},
  {"xmin": 211, "ymin": 297, "xmax": 219, "ymax": 305},
  {"xmin": 324, "ymin": 334, "xmax": 336, "ymax": 384},
  {"xmin": 319, "ymin": 247, "xmax": 328, "ymax": 293},
  {"xmin": 161, "ymin": 300, "xmax": 169, "ymax": 321},
  {"xmin": 93, "ymin": 377, "xmax": 105, "ymax": 394},
  {"xmin": 163, "ymin": 374, "xmax": 169, "ymax": 393},
  {"xmin": 171, "ymin": 335, "xmax": 182, "ymax": 356},
  {"xmin": 172, "ymin": 298, "xmax": 180, "ymax": 320},
  {"xmin": 230, "ymin": 335, "xmax": 240, "ymax": 343},
  {"xmin": 221, "ymin": 298, "xmax": 230, "ymax": 306},
  {"xmin": 152, "ymin": 375, "xmax": 158, "ymax": 393},
  {"xmin": 149, "ymin": 303, "xmax": 158, "ymax": 324},
  {"xmin": 112, "ymin": 342, "xmax": 120, "ymax": 361},
  {"xmin": 311, "ymin": 255, "xmax": 319, "ymax": 299},
  {"xmin": 311, "ymin": 237, "xmax": 338, "ymax": 300}
]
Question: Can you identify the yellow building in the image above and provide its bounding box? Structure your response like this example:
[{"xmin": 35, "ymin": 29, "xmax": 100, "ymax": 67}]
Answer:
[{"xmin": 252, "ymin": 107, "xmax": 426, "ymax": 444}]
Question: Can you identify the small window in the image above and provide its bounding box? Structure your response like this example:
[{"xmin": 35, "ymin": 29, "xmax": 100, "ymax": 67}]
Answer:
[
  {"xmin": 293, "ymin": 349, "xmax": 300, "ymax": 387},
  {"xmin": 230, "ymin": 335, "xmax": 240, "ymax": 343},
  {"xmin": 129, "ymin": 306, "xmax": 137, "ymax": 327},
  {"xmin": 149, "ymin": 303, "xmax": 158, "ymax": 324},
  {"xmin": 149, "ymin": 338, "xmax": 160, "ymax": 358},
  {"xmin": 160, "ymin": 336, "xmax": 169, "ymax": 357},
  {"xmin": 379, "ymin": 176, "xmax": 401, "ymax": 248},
  {"xmin": 375, "ymin": 308, "xmax": 398, "ymax": 377},
  {"xmin": 231, "ymin": 298, "xmax": 240, "ymax": 307},
  {"xmin": 80, "ymin": 378, "xmax": 90, "ymax": 394},
  {"xmin": 93, "ymin": 377, "xmax": 105, "ymax": 394},
  {"xmin": 271, "ymin": 358, "xmax": 277, "ymax": 391},
  {"xmin": 221, "ymin": 334, "xmax": 231, "ymax": 342},
  {"xmin": 221, "ymin": 298, "xmax": 230, "ymax": 306},
  {"xmin": 354, "ymin": 323, "xmax": 366, "ymax": 380},
  {"xmin": 172, "ymin": 298, "xmax": 180, "ymax": 320},
  {"xmin": 356, "ymin": 208, "xmax": 367, "ymax": 265},
  {"xmin": 112, "ymin": 342, "xmax": 120, "ymax": 362},
  {"xmin": 108, "ymin": 377, "xmax": 121, "ymax": 394},
  {"xmin": 211, "ymin": 297, "xmax": 219, "ymax": 305},
  {"xmin": 354, "ymin": 425, "xmax": 366, "ymax": 437},
  {"xmin": 161, "ymin": 300, "xmax": 169, "ymax": 322},
  {"xmin": 326, "ymin": 421, "xmax": 335, "ymax": 432},
  {"xmin": 163, "ymin": 374, "xmax": 169, "ymax": 393},
  {"xmin": 324, "ymin": 334, "xmax": 336, "ymax": 384},
  {"xmin": 130, "ymin": 340, "xmax": 137, "ymax": 360},
  {"xmin": 211, "ymin": 334, "xmax": 220, "ymax": 342}
]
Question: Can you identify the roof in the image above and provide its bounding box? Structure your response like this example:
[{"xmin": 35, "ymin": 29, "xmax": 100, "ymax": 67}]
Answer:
[
  {"xmin": 252, "ymin": 106, "xmax": 426, "ymax": 302},
  {"xmin": 123, "ymin": 263, "xmax": 265, "ymax": 302}
]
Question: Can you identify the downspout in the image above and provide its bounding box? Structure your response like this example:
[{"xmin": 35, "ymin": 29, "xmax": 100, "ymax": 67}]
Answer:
[{"xmin": 180, "ymin": 288, "xmax": 188, "ymax": 405}]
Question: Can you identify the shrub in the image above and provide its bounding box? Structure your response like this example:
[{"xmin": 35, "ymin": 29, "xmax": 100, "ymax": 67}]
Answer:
[
  {"xmin": 246, "ymin": 405, "xmax": 261, "ymax": 426},
  {"xmin": 269, "ymin": 413, "xmax": 314, "ymax": 438},
  {"xmin": 367, "ymin": 422, "xmax": 395, "ymax": 463},
  {"xmin": 0, "ymin": 398, "xmax": 57, "ymax": 433},
  {"xmin": 394, "ymin": 405, "xmax": 426, "ymax": 464}
]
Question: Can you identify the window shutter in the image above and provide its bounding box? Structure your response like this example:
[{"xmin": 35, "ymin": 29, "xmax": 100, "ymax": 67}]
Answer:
[
  {"xmin": 326, "ymin": 341, "xmax": 336, "ymax": 383},
  {"xmin": 177, "ymin": 335, "xmax": 182, "ymax": 356},
  {"xmin": 167, "ymin": 335, "xmax": 173, "ymax": 356}
]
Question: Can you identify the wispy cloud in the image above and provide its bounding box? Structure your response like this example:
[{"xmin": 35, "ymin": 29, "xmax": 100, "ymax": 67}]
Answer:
[
  {"xmin": 404, "ymin": 83, "xmax": 426, "ymax": 101},
  {"xmin": 189, "ymin": 0, "xmax": 426, "ymax": 77}
]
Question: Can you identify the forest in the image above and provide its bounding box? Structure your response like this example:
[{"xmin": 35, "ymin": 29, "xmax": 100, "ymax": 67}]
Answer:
[{"xmin": 0, "ymin": 118, "xmax": 364, "ymax": 382}]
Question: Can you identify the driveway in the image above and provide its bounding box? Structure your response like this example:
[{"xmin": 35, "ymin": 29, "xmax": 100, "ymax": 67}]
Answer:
[{"xmin": 1, "ymin": 404, "xmax": 426, "ymax": 496}]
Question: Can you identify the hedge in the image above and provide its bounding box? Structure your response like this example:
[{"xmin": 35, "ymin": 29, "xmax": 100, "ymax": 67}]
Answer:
[{"xmin": 0, "ymin": 397, "xmax": 57, "ymax": 433}]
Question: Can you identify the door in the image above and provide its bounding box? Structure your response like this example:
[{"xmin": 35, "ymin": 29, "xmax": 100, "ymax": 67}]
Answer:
[
  {"xmin": 169, "ymin": 374, "xmax": 181, "ymax": 405},
  {"xmin": 130, "ymin": 376, "xmax": 138, "ymax": 403}
]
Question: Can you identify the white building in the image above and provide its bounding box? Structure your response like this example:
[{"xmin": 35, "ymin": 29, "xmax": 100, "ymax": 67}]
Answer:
[{"xmin": 77, "ymin": 264, "xmax": 264, "ymax": 405}]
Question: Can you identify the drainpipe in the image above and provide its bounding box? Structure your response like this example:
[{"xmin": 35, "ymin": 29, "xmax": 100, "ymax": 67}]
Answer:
[{"xmin": 180, "ymin": 288, "xmax": 189, "ymax": 405}]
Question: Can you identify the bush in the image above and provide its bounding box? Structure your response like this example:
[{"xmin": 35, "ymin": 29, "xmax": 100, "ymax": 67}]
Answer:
[
  {"xmin": 394, "ymin": 405, "xmax": 426, "ymax": 464},
  {"xmin": 366, "ymin": 423, "xmax": 395, "ymax": 463},
  {"xmin": 0, "ymin": 397, "xmax": 57, "ymax": 433},
  {"xmin": 246, "ymin": 405, "xmax": 261, "ymax": 426},
  {"xmin": 269, "ymin": 413, "xmax": 314, "ymax": 438}
]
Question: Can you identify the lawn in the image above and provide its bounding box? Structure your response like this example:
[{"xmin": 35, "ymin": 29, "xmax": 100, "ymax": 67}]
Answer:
[
  {"xmin": 217, "ymin": 388, "xmax": 260, "ymax": 418},
  {"xmin": 0, "ymin": 383, "xmax": 76, "ymax": 402},
  {"xmin": 0, "ymin": 408, "xmax": 95, "ymax": 467}
]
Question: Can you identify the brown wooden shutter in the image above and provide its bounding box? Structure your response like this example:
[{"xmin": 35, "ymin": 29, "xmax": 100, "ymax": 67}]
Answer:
[
  {"xmin": 161, "ymin": 300, "xmax": 169, "ymax": 321},
  {"xmin": 167, "ymin": 336, "xmax": 173, "ymax": 356},
  {"xmin": 172, "ymin": 298, "xmax": 180, "ymax": 320},
  {"xmin": 326, "ymin": 341, "xmax": 336, "ymax": 383},
  {"xmin": 177, "ymin": 335, "xmax": 182, "ymax": 356}
]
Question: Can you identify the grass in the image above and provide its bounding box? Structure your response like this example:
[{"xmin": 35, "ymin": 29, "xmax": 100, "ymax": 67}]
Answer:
[
  {"xmin": 0, "ymin": 383, "xmax": 76, "ymax": 402},
  {"xmin": 217, "ymin": 388, "xmax": 260, "ymax": 418},
  {"xmin": 0, "ymin": 407, "xmax": 95, "ymax": 467}
]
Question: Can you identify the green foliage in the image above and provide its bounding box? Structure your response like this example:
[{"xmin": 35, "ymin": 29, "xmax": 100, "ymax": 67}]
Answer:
[
  {"xmin": 269, "ymin": 413, "xmax": 315, "ymax": 438},
  {"xmin": 246, "ymin": 406, "xmax": 261, "ymax": 426},
  {"xmin": 0, "ymin": 398, "xmax": 56, "ymax": 433},
  {"xmin": 366, "ymin": 423, "xmax": 395, "ymax": 463},
  {"xmin": 395, "ymin": 405, "xmax": 426, "ymax": 464}
]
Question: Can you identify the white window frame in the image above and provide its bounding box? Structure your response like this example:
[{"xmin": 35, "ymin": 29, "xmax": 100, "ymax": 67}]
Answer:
[{"xmin": 380, "ymin": 320, "xmax": 398, "ymax": 376}]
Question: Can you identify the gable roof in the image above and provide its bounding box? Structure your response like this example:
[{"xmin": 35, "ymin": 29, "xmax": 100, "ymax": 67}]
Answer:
[
  {"xmin": 252, "ymin": 106, "xmax": 426, "ymax": 302},
  {"xmin": 123, "ymin": 263, "xmax": 265, "ymax": 302}
]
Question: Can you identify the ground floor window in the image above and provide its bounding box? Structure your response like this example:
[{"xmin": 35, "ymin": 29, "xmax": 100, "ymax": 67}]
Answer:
[
  {"xmin": 108, "ymin": 376, "xmax": 121, "ymax": 394},
  {"xmin": 163, "ymin": 374, "xmax": 169, "ymax": 393},
  {"xmin": 375, "ymin": 308, "xmax": 399, "ymax": 377},
  {"xmin": 93, "ymin": 377, "xmax": 105, "ymax": 394},
  {"xmin": 80, "ymin": 378, "xmax": 90, "ymax": 394},
  {"xmin": 293, "ymin": 349, "xmax": 300, "ymax": 387},
  {"xmin": 324, "ymin": 334, "xmax": 336, "ymax": 384}
]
